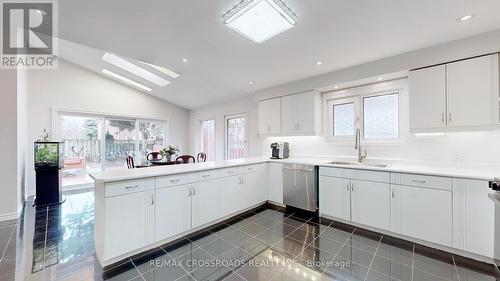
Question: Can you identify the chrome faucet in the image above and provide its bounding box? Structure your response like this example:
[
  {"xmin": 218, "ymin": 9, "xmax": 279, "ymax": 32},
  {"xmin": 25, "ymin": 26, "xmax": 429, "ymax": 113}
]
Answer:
[{"xmin": 355, "ymin": 128, "xmax": 367, "ymax": 163}]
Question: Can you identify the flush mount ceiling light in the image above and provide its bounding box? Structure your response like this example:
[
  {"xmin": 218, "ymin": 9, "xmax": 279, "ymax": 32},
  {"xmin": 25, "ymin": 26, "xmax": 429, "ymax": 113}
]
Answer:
[
  {"xmin": 102, "ymin": 53, "xmax": 170, "ymax": 86},
  {"xmin": 248, "ymin": 81, "xmax": 254, "ymax": 85},
  {"xmin": 181, "ymin": 58, "xmax": 189, "ymax": 62},
  {"xmin": 377, "ymin": 77, "xmax": 384, "ymax": 81},
  {"xmin": 316, "ymin": 61, "xmax": 323, "ymax": 66},
  {"xmin": 223, "ymin": 0, "xmax": 297, "ymax": 43},
  {"xmin": 102, "ymin": 69, "xmax": 152, "ymax": 92},
  {"xmin": 140, "ymin": 61, "xmax": 180, "ymax": 79}
]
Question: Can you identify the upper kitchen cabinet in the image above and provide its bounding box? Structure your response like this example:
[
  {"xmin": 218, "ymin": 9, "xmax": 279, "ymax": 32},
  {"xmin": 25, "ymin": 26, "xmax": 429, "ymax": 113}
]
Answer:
[
  {"xmin": 281, "ymin": 91, "xmax": 322, "ymax": 135},
  {"xmin": 258, "ymin": 97, "xmax": 282, "ymax": 135},
  {"xmin": 409, "ymin": 54, "xmax": 499, "ymax": 133}
]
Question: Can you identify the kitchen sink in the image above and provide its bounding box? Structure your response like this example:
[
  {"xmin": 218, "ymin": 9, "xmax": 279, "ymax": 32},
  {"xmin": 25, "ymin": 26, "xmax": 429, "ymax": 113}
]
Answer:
[{"xmin": 328, "ymin": 161, "xmax": 390, "ymax": 168}]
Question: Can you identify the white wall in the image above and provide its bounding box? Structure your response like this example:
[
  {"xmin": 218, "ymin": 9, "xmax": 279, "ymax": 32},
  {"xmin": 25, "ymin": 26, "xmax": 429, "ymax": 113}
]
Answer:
[
  {"xmin": 0, "ymin": 69, "xmax": 22, "ymax": 221},
  {"xmin": 188, "ymin": 97, "xmax": 261, "ymax": 161},
  {"xmin": 27, "ymin": 59, "xmax": 189, "ymax": 196}
]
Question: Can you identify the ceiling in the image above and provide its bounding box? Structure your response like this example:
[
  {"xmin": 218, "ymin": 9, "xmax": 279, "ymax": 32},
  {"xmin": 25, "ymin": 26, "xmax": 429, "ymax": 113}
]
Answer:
[{"xmin": 57, "ymin": 0, "xmax": 500, "ymax": 109}]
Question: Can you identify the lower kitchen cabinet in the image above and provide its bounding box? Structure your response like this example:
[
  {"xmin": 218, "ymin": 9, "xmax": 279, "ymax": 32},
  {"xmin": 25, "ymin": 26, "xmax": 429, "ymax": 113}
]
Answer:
[
  {"xmin": 268, "ymin": 163, "xmax": 283, "ymax": 204},
  {"xmin": 219, "ymin": 175, "xmax": 243, "ymax": 217},
  {"xmin": 154, "ymin": 185, "xmax": 191, "ymax": 242},
  {"xmin": 104, "ymin": 191, "xmax": 147, "ymax": 259},
  {"xmin": 319, "ymin": 176, "xmax": 351, "ymax": 221},
  {"xmin": 351, "ymin": 180, "xmax": 391, "ymax": 231},
  {"xmin": 192, "ymin": 179, "xmax": 220, "ymax": 229},
  {"xmin": 397, "ymin": 185, "xmax": 452, "ymax": 247}
]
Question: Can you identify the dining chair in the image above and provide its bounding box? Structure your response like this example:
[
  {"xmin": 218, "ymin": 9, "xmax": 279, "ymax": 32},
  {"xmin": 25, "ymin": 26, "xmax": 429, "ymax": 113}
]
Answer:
[
  {"xmin": 126, "ymin": 156, "xmax": 135, "ymax": 169},
  {"xmin": 175, "ymin": 155, "xmax": 196, "ymax": 164},
  {"xmin": 197, "ymin": 152, "xmax": 207, "ymax": 162}
]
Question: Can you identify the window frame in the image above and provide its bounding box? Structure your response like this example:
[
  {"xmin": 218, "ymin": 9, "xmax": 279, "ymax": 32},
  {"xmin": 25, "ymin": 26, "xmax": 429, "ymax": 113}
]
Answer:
[
  {"xmin": 198, "ymin": 118, "xmax": 216, "ymax": 161},
  {"xmin": 324, "ymin": 79, "xmax": 407, "ymax": 144},
  {"xmin": 224, "ymin": 113, "xmax": 248, "ymax": 160},
  {"xmin": 326, "ymin": 97, "xmax": 359, "ymax": 142}
]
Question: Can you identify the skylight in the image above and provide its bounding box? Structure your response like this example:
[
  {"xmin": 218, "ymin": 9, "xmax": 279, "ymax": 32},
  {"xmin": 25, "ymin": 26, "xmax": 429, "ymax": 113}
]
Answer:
[
  {"xmin": 102, "ymin": 69, "xmax": 153, "ymax": 92},
  {"xmin": 223, "ymin": 0, "xmax": 296, "ymax": 43},
  {"xmin": 102, "ymin": 53, "xmax": 170, "ymax": 86},
  {"xmin": 140, "ymin": 61, "xmax": 180, "ymax": 79}
]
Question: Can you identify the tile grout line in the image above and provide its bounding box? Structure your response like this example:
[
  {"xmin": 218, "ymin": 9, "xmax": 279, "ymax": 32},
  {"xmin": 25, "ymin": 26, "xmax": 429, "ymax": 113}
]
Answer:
[
  {"xmin": 363, "ymin": 234, "xmax": 383, "ymax": 281},
  {"xmin": 451, "ymin": 255, "xmax": 462, "ymax": 281},
  {"xmin": 411, "ymin": 244, "xmax": 415, "ymax": 281},
  {"xmin": 42, "ymin": 207, "xmax": 49, "ymax": 269},
  {"xmin": 0, "ymin": 223, "xmax": 16, "ymax": 263},
  {"xmin": 320, "ymin": 227, "xmax": 358, "ymax": 274},
  {"xmin": 129, "ymin": 258, "xmax": 147, "ymax": 281}
]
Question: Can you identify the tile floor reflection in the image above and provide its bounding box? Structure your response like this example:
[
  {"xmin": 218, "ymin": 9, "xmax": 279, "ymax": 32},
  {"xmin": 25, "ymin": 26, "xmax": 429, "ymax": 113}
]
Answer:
[{"xmin": 0, "ymin": 190, "xmax": 498, "ymax": 281}]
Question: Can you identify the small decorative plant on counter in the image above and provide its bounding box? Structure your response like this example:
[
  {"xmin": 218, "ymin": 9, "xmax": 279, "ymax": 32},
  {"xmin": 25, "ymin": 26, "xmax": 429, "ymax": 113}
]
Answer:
[{"xmin": 160, "ymin": 145, "xmax": 180, "ymax": 161}]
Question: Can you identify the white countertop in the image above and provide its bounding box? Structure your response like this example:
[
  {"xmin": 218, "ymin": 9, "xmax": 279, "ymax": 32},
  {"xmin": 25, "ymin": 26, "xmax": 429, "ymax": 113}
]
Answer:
[{"xmin": 90, "ymin": 157, "xmax": 500, "ymax": 183}]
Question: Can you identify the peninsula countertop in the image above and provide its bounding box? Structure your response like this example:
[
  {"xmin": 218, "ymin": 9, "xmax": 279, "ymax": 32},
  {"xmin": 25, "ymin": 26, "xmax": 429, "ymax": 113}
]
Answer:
[{"xmin": 90, "ymin": 157, "xmax": 499, "ymax": 183}]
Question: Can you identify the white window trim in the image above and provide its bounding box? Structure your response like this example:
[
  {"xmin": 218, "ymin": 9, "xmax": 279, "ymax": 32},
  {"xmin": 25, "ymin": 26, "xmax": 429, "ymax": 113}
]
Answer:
[
  {"xmin": 326, "ymin": 97, "xmax": 359, "ymax": 142},
  {"xmin": 323, "ymin": 79, "xmax": 409, "ymax": 144},
  {"xmin": 224, "ymin": 112, "xmax": 249, "ymax": 160},
  {"xmin": 198, "ymin": 118, "xmax": 216, "ymax": 161}
]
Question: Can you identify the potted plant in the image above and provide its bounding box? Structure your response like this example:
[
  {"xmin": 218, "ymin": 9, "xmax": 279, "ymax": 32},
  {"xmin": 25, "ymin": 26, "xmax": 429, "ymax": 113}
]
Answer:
[{"xmin": 160, "ymin": 145, "xmax": 179, "ymax": 162}]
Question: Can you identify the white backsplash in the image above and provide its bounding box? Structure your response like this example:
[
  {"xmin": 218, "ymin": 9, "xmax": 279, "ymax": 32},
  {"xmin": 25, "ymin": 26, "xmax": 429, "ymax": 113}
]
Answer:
[{"xmin": 261, "ymin": 130, "xmax": 500, "ymax": 169}]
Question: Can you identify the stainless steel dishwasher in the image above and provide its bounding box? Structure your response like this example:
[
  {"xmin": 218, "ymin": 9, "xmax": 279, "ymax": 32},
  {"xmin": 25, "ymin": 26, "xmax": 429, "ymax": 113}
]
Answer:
[{"xmin": 283, "ymin": 164, "xmax": 317, "ymax": 212}]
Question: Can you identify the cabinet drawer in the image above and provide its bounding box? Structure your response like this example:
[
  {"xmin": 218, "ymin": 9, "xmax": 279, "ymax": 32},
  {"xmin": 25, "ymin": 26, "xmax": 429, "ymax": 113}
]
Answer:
[
  {"xmin": 105, "ymin": 179, "xmax": 147, "ymax": 197},
  {"xmin": 219, "ymin": 167, "xmax": 241, "ymax": 177},
  {"xmin": 241, "ymin": 164, "xmax": 265, "ymax": 173},
  {"xmin": 156, "ymin": 174, "xmax": 190, "ymax": 189},
  {"xmin": 189, "ymin": 170, "xmax": 220, "ymax": 182},
  {"xmin": 319, "ymin": 167, "xmax": 355, "ymax": 179},
  {"xmin": 356, "ymin": 170, "xmax": 390, "ymax": 183},
  {"xmin": 398, "ymin": 173, "xmax": 452, "ymax": 191}
]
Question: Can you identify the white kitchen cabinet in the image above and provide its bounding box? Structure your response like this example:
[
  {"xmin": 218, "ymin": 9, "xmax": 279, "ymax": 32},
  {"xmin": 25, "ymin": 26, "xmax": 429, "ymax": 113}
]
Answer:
[
  {"xmin": 351, "ymin": 180, "xmax": 391, "ymax": 231},
  {"xmin": 191, "ymin": 179, "xmax": 220, "ymax": 229},
  {"xmin": 453, "ymin": 179, "xmax": 495, "ymax": 258},
  {"xmin": 154, "ymin": 185, "xmax": 191, "ymax": 242},
  {"xmin": 319, "ymin": 176, "xmax": 351, "ymax": 221},
  {"xmin": 409, "ymin": 54, "xmax": 499, "ymax": 132},
  {"xmin": 268, "ymin": 163, "xmax": 283, "ymax": 204},
  {"xmin": 409, "ymin": 65, "xmax": 447, "ymax": 131},
  {"xmin": 398, "ymin": 185, "xmax": 452, "ymax": 247},
  {"xmin": 258, "ymin": 98, "xmax": 282, "ymax": 135},
  {"xmin": 219, "ymin": 175, "xmax": 243, "ymax": 217},
  {"xmin": 104, "ymin": 191, "xmax": 147, "ymax": 259},
  {"xmin": 281, "ymin": 91, "xmax": 322, "ymax": 135},
  {"xmin": 446, "ymin": 54, "xmax": 499, "ymax": 128}
]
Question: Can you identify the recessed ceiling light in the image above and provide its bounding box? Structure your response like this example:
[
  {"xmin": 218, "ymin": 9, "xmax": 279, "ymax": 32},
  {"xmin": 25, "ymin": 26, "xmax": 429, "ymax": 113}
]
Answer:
[
  {"xmin": 102, "ymin": 53, "xmax": 170, "ymax": 86},
  {"xmin": 333, "ymin": 85, "xmax": 339, "ymax": 89},
  {"xmin": 248, "ymin": 81, "xmax": 254, "ymax": 85},
  {"xmin": 102, "ymin": 69, "xmax": 152, "ymax": 92},
  {"xmin": 140, "ymin": 61, "xmax": 180, "ymax": 79},
  {"xmin": 377, "ymin": 77, "xmax": 384, "ymax": 81},
  {"xmin": 223, "ymin": 0, "xmax": 296, "ymax": 43},
  {"xmin": 181, "ymin": 58, "xmax": 188, "ymax": 62},
  {"xmin": 458, "ymin": 14, "xmax": 473, "ymax": 22},
  {"xmin": 316, "ymin": 61, "xmax": 323, "ymax": 66}
]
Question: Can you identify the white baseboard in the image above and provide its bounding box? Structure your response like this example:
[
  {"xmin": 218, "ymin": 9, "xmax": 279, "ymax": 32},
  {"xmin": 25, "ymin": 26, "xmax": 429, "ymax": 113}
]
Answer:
[{"xmin": 0, "ymin": 212, "xmax": 19, "ymax": 222}]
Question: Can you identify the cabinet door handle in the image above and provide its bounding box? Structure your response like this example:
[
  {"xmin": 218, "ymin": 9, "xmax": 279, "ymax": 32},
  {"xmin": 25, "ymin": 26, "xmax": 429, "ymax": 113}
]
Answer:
[
  {"xmin": 170, "ymin": 179, "xmax": 180, "ymax": 183},
  {"xmin": 151, "ymin": 194, "xmax": 155, "ymax": 205},
  {"xmin": 227, "ymin": 170, "xmax": 234, "ymax": 174},
  {"xmin": 441, "ymin": 113, "xmax": 445, "ymax": 123},
  {"xmin": 448, "ymin": 112, "xmax": 452, "ymax": 122},
  {"xmin": 124, "ymin": 185, "xmax": 139, "ymax": 190},
  {"xmin": 201, "ymin": 174, "xmax": 210, "ymax": 178},
  {"xmin": 192, "ymin": 186, "xmax": 196, "ymax": 196},
  {"xmin": 188, "ymin": 186, "xmax": 192, "ymax": 197},
  {"xmin": 351, "ymin": 184, "xmax": 354, "ymax": 192},
  {"xmin": 391, "ymin": 189, "xmax": 395, "ymax": 198},
  {"xmin": 412, "ymin": 179, "xmax": 426, "ymax": 184},
  {"xmin": 347, "ymin": 183, "xmax": 349, "ymax": 191}
]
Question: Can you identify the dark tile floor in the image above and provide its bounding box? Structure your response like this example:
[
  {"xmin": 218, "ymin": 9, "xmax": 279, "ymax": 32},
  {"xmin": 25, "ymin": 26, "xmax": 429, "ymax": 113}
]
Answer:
[{"xmin": 0, "ymin": 190, "xmax": 498, "ymax": 281}]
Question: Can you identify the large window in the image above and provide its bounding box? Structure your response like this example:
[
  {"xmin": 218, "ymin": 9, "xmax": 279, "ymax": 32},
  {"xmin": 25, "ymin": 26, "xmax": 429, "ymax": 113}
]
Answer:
[
  {"xmin": 225, "ymin": 114, "xmax": 248, "ymax": 160},
  {"xmin": 199, "ymin": 119, "xmax": 215, "ymax": 161},
  {"xmin": 327, "ymin": 92, "xmax": 399, "ymax": 141}
]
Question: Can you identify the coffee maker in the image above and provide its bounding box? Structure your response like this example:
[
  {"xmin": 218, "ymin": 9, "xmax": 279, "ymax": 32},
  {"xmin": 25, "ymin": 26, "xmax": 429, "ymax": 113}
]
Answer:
[{"xmin": 270, "ymin": 142, "xmax": 289, "ymax": 159}]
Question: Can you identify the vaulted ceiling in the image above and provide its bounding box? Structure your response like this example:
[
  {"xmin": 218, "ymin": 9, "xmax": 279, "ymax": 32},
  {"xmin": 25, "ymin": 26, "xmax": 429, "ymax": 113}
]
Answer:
[{"xmin": 57, "ymin": 0, "xmax": 500, "ymax": 109}]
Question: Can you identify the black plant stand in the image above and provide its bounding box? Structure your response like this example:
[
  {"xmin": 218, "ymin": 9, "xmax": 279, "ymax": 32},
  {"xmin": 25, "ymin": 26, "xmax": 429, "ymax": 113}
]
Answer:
[{"xmin": 35, "ymin": 167, "xmax": 65, "ymax": 207}]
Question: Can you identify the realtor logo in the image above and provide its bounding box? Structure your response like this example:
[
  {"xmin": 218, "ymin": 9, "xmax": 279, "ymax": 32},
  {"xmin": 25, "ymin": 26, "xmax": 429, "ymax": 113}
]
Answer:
[{"xmin": 1, "ymin": 1, "xmax": 58, "ymax": 69}]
